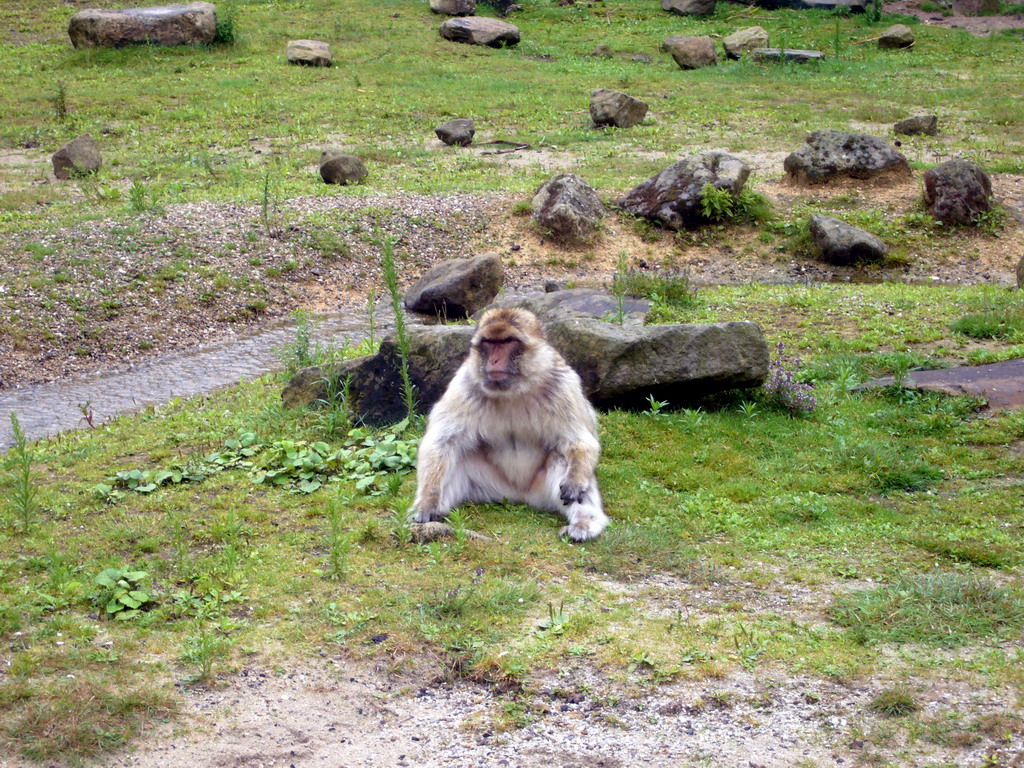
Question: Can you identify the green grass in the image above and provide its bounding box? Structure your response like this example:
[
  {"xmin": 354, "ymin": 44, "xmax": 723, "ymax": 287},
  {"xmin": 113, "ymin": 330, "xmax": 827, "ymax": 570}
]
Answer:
[
  {"xmin": 2, "ymin": 0, "xmax": 1024, "ymax": 762},
  {"xmin": 2, "ymin": 280, "xmax": 1024, "ymax": 759},
  {"xmin": 2, "ymin": 1, "xmax": 1024, "ymax": 232},
  {"xmin": 830, "ymin": 573, "xmax": 1024, "ymax": 647}
]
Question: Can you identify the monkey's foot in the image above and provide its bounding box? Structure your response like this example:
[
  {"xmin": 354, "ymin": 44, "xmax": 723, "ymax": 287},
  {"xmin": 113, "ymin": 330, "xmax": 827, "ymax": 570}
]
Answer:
[{"xmin": 559, "ymin": 512, "xmax": 609, "ymax": 542}]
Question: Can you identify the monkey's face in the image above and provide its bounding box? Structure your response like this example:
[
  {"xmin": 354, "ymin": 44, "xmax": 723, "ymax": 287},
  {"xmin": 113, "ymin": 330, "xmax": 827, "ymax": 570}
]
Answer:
[{"xmin": 477, "ymin": 334, "xmax": 524, "ymax": 392}]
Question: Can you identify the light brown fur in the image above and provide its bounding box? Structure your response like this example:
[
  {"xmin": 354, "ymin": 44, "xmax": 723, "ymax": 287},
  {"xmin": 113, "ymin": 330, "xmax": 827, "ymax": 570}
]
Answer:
[{"xmin": 411, "ymin": 308, "xmax": 608, "ymax": 541}]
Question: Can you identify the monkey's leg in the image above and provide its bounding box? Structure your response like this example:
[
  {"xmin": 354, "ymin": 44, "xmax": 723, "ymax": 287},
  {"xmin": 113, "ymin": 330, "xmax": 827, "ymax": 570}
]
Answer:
[
  {"xmin": 411, "ymin": 449, "xmax": 512, "ymax": 522},
  {"xmin": 529, "ymin": 455, "xmax": 608, "ymax": 542}
]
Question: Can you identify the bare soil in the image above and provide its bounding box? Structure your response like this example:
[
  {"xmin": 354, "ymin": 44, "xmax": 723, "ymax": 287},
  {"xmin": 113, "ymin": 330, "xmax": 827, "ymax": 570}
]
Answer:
[{"xmin": 884, "ymin": 0, "xmax": 1024, "ymax": 35}]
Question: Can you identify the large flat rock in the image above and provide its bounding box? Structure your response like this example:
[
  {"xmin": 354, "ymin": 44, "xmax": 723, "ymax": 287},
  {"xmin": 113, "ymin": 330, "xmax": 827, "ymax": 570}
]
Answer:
[
  {"xmin": 862, "ymin": 359, "xmax": 1024, "ymax": 410},
  {"xmin": 68, "ymin": 2, "xmax": 217, "ymax": 48}
]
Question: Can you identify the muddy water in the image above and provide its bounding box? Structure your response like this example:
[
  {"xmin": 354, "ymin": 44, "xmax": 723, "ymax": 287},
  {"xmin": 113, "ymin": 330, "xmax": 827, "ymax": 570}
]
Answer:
[{"xmin": 0, "ymin": 309, "xmax": 382, "ymax": 452}]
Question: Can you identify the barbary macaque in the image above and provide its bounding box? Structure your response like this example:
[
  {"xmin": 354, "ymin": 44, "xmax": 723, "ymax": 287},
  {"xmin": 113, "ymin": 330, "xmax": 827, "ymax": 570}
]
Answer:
[{"xmin": 410, "ymin": 307, "xmax": 607, "ymax": 541}]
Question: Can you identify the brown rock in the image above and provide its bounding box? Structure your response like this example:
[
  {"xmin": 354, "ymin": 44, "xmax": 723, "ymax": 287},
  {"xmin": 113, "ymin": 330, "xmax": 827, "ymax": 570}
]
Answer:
[
  {"xmin": 52, "ymin": 134, "xmax": 102, "ymax": 179},
  {"xmin": 665, "ymin": 35, "xmax": 717, "ymax": 70}
]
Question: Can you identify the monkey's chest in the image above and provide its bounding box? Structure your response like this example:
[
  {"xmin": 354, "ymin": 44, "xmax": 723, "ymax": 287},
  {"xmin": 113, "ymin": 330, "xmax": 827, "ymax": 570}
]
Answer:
[{"xmin": 478, "ymin": 432, "xmax": 550, "ymax": 491}]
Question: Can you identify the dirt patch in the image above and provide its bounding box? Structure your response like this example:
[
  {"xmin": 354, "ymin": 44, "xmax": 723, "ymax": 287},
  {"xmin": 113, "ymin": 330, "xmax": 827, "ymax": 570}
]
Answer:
[{"xmin": 884, "ymin": 0, "xmax": 1024, "ymax": 35}]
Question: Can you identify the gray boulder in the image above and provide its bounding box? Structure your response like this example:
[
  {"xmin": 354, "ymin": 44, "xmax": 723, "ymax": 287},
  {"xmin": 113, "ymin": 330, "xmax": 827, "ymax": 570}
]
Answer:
[
  {"xmin": 430, "ymin": 0, "xmax": 476, "ymax": 15},
  {"xmin": 283, "ymin": 325, "xmax": 477, "ymax": 425},
  {"xmin": 809, "ymin": 214, "xmax": 889, "ymax": 265},
  {"xmin": 439, "ymin": 17, "xmax": 520, "ymax": 47},
  {"xmin": 282, "ymin": 315, "xmax": 768, "ymax": 422},
  {"xmin": 319, "ymin": 151, "xmax": 368, "ymax": 185},
  {"xmin": 590, "ymin": 89, "xmax": 648, "ymax": 129},
  {"xmin": 923, "ymin": 159, "xmax": 992, "ymax": 226},
  {"xmin": 531, "ymin": 174, "xmax": 606, "ymax": 245},
  {"xmin": 723, "ymin": 26, "xmax": 769, "ymax": 59},
  {"xmin": 751, "ymin": 48, "xmax": 824, "ymax": 63},
  {"xmin": 68, "ymin": 2, "xmax": 216, "ymax": 48},
  {"xmin": 894, "ymin": 114, "xmax": 938, "ymax": 136},
  {"xmin": 495, "ymin": 289, "xmax": 650, "ymax": 326},
  {"xmin": 783, "ymin": 130, "xmax": 910, "ymax": 184},
  {"xmin": 665, "ymin": 36, "xmax": 718, "ymax": 69},
  {"xmin": 287, "ymin": 39, "xmax": 332, "ymax": 66},
  {"xmin": 661, "ymin": 0, "xmax": 716, "ymax": 15},
  {"xmin": 546, "ymin": 318, "xmax": 769, "ymax": 407},
  {"xmin": 878, "ymin": 24, "xmax": 914, "ymax": 49},
  {"xmin": 436, "ymin": 118, "xmax": 475, "ymax": 146},
  {"xmin": 404, "ymin": 254, "xmax": 504, "ymax": 319},
  {"xmin": 617, "ymin": 151, "xmax": 751, "ymax": 230},
  {"xmin": 52, "ymin": 134, "xmax": 102, "ymax": 180}
]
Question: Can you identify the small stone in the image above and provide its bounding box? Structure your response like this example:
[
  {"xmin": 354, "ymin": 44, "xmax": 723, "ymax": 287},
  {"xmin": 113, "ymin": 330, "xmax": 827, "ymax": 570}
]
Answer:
[
  {"xmin": 430, "ymin": 0, "xmax": 476, "ymax": 15},
  {"xmin": 436, "ymin": 118, "xmax": 475, "ymax": 146},
  {"xmin": 286, "ymin": 39, "xmax": 332, "ymax": 67},
  {"xmin": 723, "ymin": 26, "xmax": 769, "ymax": 59},
  {"xmin": 809, "ymin": 214, "xmax": 889, "ymax": 265},
  {"xmin": 894, "ymin": 114, "xmax": 938, "ymax": 136},
  {"xmin": 751, "ymin": 48, "xmax": 824, "ymax": 64},
  {"xmin": 661, "ymin": 0, "xmax": 716, "ymax": 15},
  {"xmin": 878, "ymin": 24, "xmax": 914, "ymax": 49},
  {"xmin": 665, "ymin": 35, "xmax": 717, "ymax": 69},
  {"xmin": 52, "ymin": 134, "xmax": 102, "ymax": 179},
  {"xmin": 589, "ymin": 89, "xmax": 648, "ymax": 129},
  {"xmin": 319, "ymin": 151, "xmax": 368, "ymax": 185}
]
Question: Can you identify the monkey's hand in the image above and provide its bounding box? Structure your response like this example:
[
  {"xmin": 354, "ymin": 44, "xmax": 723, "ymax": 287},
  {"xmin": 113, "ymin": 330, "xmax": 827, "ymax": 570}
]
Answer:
[
  {"xmin": 410, "ymin": 506, "xmax": 448, "ymax": 524},
  {"xmin": 558, "ymin": 481, "xmax": 587, "ymax": 506}
]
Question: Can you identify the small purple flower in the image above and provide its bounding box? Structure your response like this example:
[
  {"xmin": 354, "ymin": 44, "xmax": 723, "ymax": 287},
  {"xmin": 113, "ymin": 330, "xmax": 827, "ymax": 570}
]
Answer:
[{"xmin": 764, "ymin": 342, "xmax": 816, "ymax": 416}]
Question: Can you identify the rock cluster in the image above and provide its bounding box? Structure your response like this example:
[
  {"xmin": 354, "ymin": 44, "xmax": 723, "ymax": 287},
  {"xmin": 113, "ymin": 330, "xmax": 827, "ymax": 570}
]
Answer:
[{"xmin": 283, "ymin": 288, "xmax": 769, "ymax": 423}]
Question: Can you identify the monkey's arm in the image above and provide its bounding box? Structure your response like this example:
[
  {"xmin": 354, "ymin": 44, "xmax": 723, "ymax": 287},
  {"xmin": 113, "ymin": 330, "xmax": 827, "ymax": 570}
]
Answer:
[
  {"xmin": 555, "ymin": 401, "xmax": 601, "ymax": 506},
  {"xmin": 410, "ymin": 411, "xmax": 474, "ymax": 522}
]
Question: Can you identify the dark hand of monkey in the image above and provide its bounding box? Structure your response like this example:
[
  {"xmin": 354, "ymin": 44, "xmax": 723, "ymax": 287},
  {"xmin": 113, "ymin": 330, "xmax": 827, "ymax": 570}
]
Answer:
[{"xmin": 559, "ymin": 481, "xmax": 587, "ymax": 506}]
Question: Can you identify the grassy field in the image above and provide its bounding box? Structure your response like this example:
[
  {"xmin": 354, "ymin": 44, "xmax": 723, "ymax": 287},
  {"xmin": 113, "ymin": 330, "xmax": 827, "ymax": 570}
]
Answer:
[
  {"xmin": 2, "ymin": 0, "xmax": 1024, "ymax": 232},
  {"xmin": 2, "ymin": 0, "xmax": 1024, "ymax": 765}
]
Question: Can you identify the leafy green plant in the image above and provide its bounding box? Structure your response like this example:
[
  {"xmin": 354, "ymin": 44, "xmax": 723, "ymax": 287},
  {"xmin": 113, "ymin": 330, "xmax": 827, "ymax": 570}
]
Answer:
[
  {"xmin": 128, "ymin": 180, "xmax": 148, "ymax": 213},
  {"xmin": 52, "ymin": 81, "xmax": 67, "ymax": 122},
  {"xmin": 612, "ymin": 263, "xmax": 697, "ymax": 310},
  {"xmin": 700, "ymin": 185, "xmax": 773, "ymax": 224},
  {"xmin": 213, "ymin": 0, "xmax": 237, "ymax": 45},
  {"xmin": 6, "ymin": 412, "xmax": 41, "ymax": 533},
  {"xmin": 90, "ymin": 567, "xmax": 155, "ymax": 621},
  {"xmin": 180, "ymin": 624, "xmax": 229, "ymax": 683}
]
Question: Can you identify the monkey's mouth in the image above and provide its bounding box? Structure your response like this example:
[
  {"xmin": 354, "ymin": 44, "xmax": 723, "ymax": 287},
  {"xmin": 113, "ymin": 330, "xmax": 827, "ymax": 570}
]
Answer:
[{"xmin": 484, "ymin": 372, "xmax": 514, "ymax": 389}]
